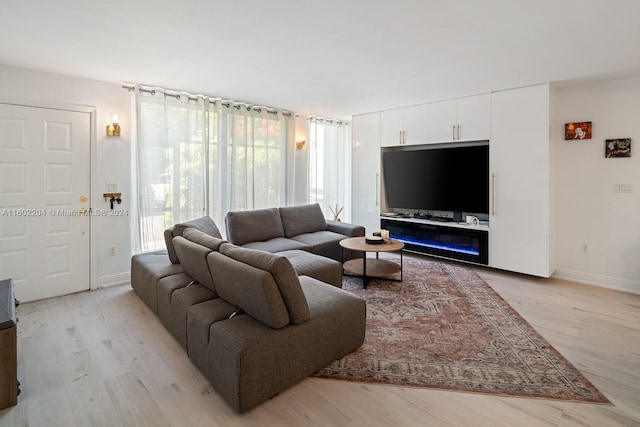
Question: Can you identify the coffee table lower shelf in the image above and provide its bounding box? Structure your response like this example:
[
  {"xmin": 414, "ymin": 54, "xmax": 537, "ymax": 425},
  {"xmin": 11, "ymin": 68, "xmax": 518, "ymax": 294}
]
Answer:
[{"xmin": 343, "ymin": 258, "xmax": 402, "ymax": 278}]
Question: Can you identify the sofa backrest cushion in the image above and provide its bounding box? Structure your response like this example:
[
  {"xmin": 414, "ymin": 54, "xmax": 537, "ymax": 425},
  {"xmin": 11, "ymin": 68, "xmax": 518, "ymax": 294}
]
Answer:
[
  {"xmin": 182, "ymin": 228, "xmax": 227, "ymax": 250},
  {"xmin": 219, "ymin": 243, "xmax": 310, "ymax": 324},
  {"xmin": 207, "ymin": 251, "xmax": 290, "ymax": 329},
  {"xmin": 173, "ymin": 237, "xmax": 217, "ymax": 294},
  {"xmin": 225, "ymin": 208, "xmax": 285, "ymax": 246},
  {"xmin": 279, "ymin": 204, "xmax": 327, "ymax": 238},
  {"xmin": 164, "ymin": 216, "xmax": 222, "ymax": 264}
]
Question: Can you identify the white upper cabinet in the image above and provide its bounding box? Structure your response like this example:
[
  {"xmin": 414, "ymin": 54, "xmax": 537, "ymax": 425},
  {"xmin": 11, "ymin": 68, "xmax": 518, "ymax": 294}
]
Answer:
[
  {"xmin": 402, "ymin": 104, "xmax": 429, "ymax": 145},
  {"xmin": 427, "ymin": 99, "xmax": 457, "ymax": 143},
  {"xmin": 380, "ymin": 108, "xmax": 403, "ymax": 147},
  {"xmin": 380, "ymin": 104, "xmax": 428, "ymax": 147},
  {"xmin": 456, "ymin": 94, "xmax": 491, "ymax": 141},
  {"xmin": 428, "ymin": 94, "xmax": 491, "ymax": 143}
]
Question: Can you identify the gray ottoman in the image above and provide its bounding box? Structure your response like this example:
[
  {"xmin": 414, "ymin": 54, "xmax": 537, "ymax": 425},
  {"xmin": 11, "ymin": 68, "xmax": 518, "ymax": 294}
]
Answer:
[{"xmin": 277, "ymin": 250, "xmax": 343, "ymax": 287}]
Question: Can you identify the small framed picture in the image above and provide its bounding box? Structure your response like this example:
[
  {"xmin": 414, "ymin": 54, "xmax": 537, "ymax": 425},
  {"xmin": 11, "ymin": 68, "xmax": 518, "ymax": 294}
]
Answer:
[
  {"xmin": 565, "ymin": 122, "xmax": 592, "ymax": 140},
  {"xmin": 605, "ymin": 138, "xmax": 631, "ymax": 158}
]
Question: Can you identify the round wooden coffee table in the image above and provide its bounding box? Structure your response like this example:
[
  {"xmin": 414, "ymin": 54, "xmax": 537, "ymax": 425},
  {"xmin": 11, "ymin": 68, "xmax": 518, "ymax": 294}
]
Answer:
[{"xmin": 339, "ymin": 237, "xmax": 404, "ymax": 289}]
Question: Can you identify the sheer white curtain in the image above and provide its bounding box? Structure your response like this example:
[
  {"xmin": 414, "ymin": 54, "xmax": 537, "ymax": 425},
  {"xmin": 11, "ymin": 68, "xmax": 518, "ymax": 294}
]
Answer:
[
  {"xmin": 132, "ymin": 86, "xmax": 291, "ymax": 252},
  {"xmin": 309, "ymin": 118, "xmax": 351, "ymax": 222},
  {"xmin": 132, "ymin": 89, "xmax": 208, "ymax": 252},
  {"xmin": 213, "ymin": 106, "xmax": 288, "ymax": 219}
]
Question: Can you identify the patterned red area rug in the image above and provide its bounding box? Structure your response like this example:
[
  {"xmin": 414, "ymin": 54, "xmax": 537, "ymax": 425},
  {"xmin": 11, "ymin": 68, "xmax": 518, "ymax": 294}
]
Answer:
[{"xmin": 314, "ymin": 259, "xmax": 610, "ymax": 403}]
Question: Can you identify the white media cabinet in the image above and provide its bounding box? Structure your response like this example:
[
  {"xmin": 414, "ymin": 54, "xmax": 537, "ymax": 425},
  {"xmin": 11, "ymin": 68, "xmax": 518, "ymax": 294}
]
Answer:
[{"xmin": 352, "ymin": 83, "xmax": 556, "ymax": 278}]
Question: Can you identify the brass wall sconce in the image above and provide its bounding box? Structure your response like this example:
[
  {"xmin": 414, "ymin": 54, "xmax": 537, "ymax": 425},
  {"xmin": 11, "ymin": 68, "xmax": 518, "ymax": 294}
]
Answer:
[
  {"xmin": 106, "ymin": 113, "xmax": 121, "ymax": 137},
  {"xmin": 295, "ymin": 138, "xmax": 306, "ymax": 150}
]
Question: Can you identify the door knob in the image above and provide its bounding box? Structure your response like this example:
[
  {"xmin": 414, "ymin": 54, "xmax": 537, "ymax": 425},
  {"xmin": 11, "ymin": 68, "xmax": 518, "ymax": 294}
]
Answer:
[
  {"xmin": 79, "ymin": 207, "xmax": 87, "ymax": 214},
  {"xmin": 80, "ymin": 195, "xmax": 87, "ymax": 202}
]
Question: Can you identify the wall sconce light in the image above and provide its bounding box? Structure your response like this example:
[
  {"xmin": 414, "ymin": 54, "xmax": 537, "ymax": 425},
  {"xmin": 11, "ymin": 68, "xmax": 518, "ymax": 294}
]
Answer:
[
  {"xmin": 106, "ymin": 113, "xmax": 121, "ymax": 137},
  {"xmin": 295, "ymin": 138, "xmax": 306, "ymax": 150}
]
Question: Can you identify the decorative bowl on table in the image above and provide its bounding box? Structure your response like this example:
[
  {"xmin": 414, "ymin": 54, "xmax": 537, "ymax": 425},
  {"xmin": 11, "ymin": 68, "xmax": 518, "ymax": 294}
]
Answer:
[{"xmin": 365, "ymin": 236, "xmax": 385, "ymax": 245}]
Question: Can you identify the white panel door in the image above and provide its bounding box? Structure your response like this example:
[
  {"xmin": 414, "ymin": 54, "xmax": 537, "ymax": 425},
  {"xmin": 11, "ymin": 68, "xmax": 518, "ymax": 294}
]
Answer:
[{"xmin": 0, "ymin": 103, "xmax": 91, "ymax": 302}]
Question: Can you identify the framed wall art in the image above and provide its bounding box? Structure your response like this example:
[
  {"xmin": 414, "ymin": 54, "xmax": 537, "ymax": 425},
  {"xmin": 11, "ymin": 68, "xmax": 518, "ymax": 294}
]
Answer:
[
  {"xmin": 605, "ymin": 138, "xmax": 631, "ymax": 158},
  {"xmin": 565, "ymin": 122, "xmax": 592, "ymax": 140}
]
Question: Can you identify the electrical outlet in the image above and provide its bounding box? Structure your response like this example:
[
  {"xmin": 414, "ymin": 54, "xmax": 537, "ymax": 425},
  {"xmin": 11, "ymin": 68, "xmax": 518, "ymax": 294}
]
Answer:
[
  {"xmin": 108, "ymin": 245, "xmax": 117, "ymax": 256},
  {"xmin": 106, "ymin": 182, "xmax": 118, "ymax": 192},
  {"xmin": 580, "ymin": 243, "xmax": 588, "ymax": 254}
]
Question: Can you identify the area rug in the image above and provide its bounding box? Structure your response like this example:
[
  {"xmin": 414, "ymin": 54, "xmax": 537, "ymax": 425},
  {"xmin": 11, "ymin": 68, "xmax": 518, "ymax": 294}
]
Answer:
[{"xmin": 314, "ymin": 259, "xmax": 610, "ymax": 403}]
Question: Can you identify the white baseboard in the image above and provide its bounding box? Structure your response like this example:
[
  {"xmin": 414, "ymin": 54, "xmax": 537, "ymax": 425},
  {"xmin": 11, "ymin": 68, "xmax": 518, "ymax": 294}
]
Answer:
[
  {"xmin": 97, "ymin": 272, "xmax": 131, "ymax": 288},
  {"xmin": 552, "ymin": 268, "xmax": 640, "ymax": 295}
]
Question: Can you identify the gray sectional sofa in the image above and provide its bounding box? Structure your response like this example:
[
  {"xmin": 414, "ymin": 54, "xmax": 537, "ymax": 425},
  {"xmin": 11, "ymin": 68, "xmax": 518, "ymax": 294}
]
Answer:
[{"xmin": 130, "ymin": 204, "xmax": 366, "ymax": 412}]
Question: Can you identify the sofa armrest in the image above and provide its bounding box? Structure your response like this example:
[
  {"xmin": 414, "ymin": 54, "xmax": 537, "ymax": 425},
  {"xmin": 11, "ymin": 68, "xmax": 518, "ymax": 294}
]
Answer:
[{"xmin": 326, "ymin": 220, "xmax": 365, "ymax": 237}]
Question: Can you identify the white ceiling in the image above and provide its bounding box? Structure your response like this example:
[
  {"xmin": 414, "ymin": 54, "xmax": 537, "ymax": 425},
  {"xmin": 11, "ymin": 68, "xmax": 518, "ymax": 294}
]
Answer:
[{"xmin": 2, "ymin": 0, "xmax": 640, "ymax": 119}]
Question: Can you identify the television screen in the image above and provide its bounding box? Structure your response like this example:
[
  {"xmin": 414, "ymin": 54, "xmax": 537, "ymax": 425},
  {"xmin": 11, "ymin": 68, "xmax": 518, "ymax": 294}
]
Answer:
[{"xmin": 382, "ymin": 144, "xmax": 489, "ymax": 214}]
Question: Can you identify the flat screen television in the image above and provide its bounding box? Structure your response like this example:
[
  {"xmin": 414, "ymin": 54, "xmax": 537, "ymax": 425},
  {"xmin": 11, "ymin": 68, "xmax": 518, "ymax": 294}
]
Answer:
[{"xmin": 382, "ymin": 143, "xmax": 489, "ymax": 215}]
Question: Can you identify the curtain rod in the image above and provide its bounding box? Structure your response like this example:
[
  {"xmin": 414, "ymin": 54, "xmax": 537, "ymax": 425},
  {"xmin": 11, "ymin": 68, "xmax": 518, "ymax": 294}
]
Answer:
[
  {"xmin": 122, "ymin": 84, "xmax": 292, "ymax": 117},
  {"xmin": 308, "ymin": 116, "xmax": 349, "ymax": 126}
]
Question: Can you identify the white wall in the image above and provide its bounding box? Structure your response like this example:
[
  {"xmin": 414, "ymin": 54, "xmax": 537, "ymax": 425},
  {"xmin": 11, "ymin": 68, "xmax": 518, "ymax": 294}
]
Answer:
[
  {"xmin": 0, "ymin": 63, "xmax": 132, "ymax": 287},
  {"xmin": 554, "ymin": 74, "xmax": 640, "ymax": 294}
]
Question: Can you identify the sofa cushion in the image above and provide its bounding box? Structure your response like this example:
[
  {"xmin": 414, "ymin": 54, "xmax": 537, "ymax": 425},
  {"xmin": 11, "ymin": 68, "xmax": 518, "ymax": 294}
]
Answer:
[
  {"xmin": 291, "ymin": 230, "xmax": 347, "ymax": 262},
  {"xmin": 225, "ymin": 208, "xmax": 285, "ymax": 246},
  {"xmin": 278, "ymin": 204, "xmax": 327, "ymax": 238},
  {"xmin": 207, "ymin": 251, "xmax": 290, "ymax": 329},
  {"xmin": 277, "ymin": 250, "xmax": 343, "ymax": 288},
  {"xmin": 242, "ymin": 237, "xmax": 310, "ymax": 253},
  {"xmin": 130, "ymin": 250, "xmax": 184, "ymax": 313},
  {"xmin": 173, "ymin": 237, "xmax": 217, "ymax": 294},
  {"xmin": 187, "ymin": 298, "xmax": 238, "ymax": 375},
  {"xmin": 219, "ymin": 243, "xmax": 310, "ymax": 324},
  {"xmin": 182, "ymin": 228, "xmax": 227, "ymax": 250},
  {"xmin": 164, "ymin": 216, "xmax": 223, "ymax": 264},
  {"xmin": 157, "ymin": 274, "xmax": 216, "ymax": 349}
]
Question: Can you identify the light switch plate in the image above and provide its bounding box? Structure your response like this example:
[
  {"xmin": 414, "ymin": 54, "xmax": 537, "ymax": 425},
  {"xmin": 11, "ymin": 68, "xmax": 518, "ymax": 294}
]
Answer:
[
  {"xmin": 613, "ymin": 182, "xmax": 633, "ymax": 193},
  {"xmin": 106, "ymin": 182, "xmax": 118, "ymax": 192}
]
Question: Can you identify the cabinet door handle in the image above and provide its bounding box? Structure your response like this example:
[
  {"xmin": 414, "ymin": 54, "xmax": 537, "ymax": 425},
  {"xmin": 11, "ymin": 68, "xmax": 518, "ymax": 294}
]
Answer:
[
  {"xmin": 399, "ymin": 130, "xmax": 403, "ymax": 144},
  {"xmin": 452, "ymin": 124, "xmax": 456, "ymax": 140},
  {"xmin": 456, "ymin": 124, "xmax": 460, "ymax": 140},
  {"xmin": 375, "ymin": 173, "xmax": 380, "ymax": 206},
  {"xmin": 491, "ymin": 173, "xmax": 497, "ymax": 216}
]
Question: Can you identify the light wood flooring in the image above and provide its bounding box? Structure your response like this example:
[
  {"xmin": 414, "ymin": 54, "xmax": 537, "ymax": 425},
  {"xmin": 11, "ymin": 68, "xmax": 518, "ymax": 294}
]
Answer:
[{"xmin": 1, "ymin": 260, "xmax": 639, "ymax": 427}]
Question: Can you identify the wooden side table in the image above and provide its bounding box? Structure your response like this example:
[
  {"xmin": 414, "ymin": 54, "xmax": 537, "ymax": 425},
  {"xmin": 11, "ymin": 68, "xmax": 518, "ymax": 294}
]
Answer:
[
  {"xmin": 339, "ymin": 237, "xmax": 404, "ymax": 289},
  {"xmin": 0, "ymin": 279, "xmax": 18, "ymax": 410}
]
